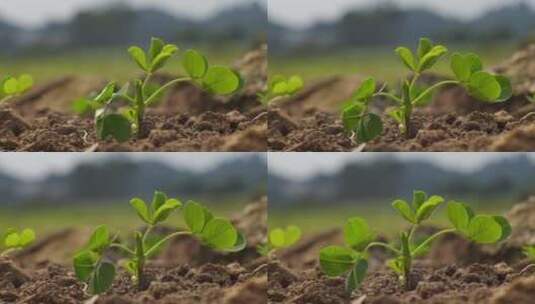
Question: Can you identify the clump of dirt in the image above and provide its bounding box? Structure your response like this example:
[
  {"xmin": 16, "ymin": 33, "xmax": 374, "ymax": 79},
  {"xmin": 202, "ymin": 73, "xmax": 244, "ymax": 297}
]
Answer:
[{"xmin": 0, "ymin": 47, "xmax": 266, "ymax": 152}]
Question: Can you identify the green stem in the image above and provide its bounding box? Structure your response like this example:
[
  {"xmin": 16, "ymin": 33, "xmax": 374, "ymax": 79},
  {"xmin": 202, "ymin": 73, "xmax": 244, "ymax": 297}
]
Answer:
[
  {"xmin": 375, "ymin": 92, "xmax": 403, "ymax": 104},
  {"xmin": 142, "ymin": 225, "xmax": 153, "ymax": 246},
  {"xmin": 144, "ymin": 77, "xmax": 191, "ymax": 106},
  {"xmin": 142, "ymin": 73, "xmax": 152, "ymax": 91},
  {"xmin": 114, "ymin": 93, "xmax": 136, "ymax": 105},
  {"xmin": 411, "ymin": 228, "xmax": 456, "ymax": 255},
  {"xmin": 411, "ymin": 80, "xmax": 459, "ymax": 106},
  {"xmin": 109, "ymin": 243, "xmax": 136, "ymax": 256},
  {"xmin": 364, "ymin": 242, "xmax": 401, "ymax": 255},
  {"xmin": 407, "ymin": 225, "xmax": 417, "ymax": 243},
  {"xmin": 144, "ymin": 231, "xmax": 192, "ymax": 258}
]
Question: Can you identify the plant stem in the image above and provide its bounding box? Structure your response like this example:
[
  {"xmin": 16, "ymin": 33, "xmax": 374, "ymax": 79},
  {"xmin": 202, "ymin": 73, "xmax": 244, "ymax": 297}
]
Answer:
[
  {"xmin": 375, "ymin": 92, "xmax": 403, "ymax": 104},
  {"xmin": 144, "ymin": 231, "xmax": 192, "ymax": 258},
  {"xmin": 364, "ymin": 242, "xmax": 401, "ymax": 255},
  {"xmin": 135, "ymin": 233, "xmax": 145, "ymax": 290},
  {"xmin": 411, "ymin": 80, "xmax": 459, "ymax": 106},
  {"xmin": 142, "ymin": 225, "xmax": 153, "ymax": 246},
  {"xmin": 144, "ymin": 77, "xmax": 191, "ymax": 106},
  {"xmin": 411, "ymin": 228, "xmax": 456, "ymax": 255},
  {"xmin": 109, "ymin": 243, "xmax": 136, "ymax": 255},
  {"xmin": 407, "ymin": 225, "xmax": 417, "ymax": 242}
]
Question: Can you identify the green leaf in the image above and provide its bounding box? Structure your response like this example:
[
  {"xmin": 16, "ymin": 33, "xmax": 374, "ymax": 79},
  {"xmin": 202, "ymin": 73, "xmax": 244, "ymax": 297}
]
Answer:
[
  {"xmin": 4, "ymin": 231, "xmax": 20, "ymax": 248},
  {"xmin": 87, "ymin": 225, "xmax": 110, "ymax": 253},
  {"xmin": 495, "ymin": 75, "xmax": 512, "ymax": 102},
  {"xmin": 269, "ymin": 229, "xmax": 285, "ymax": 248},
  {"xmin": 415, "ymin": 195, "xmax": 444, "ymax": 223},
  {"xmin": 418, "ymin": 45, "xmax": 448, "ymax": 72},
  {"xmin": 129, "ymin": 198, "xmax": 151, "ymax": 224},
  {"xmin": 151, "ymin": 191, "xmax": 167, "ymax": 213},
  {"xmin": 269, "ymin": 226, "xmax": 302, "ymax": 249},
  {"xmin": 395, "ymin": 47, "xmax": 417, "ymax": 71},
  {"xmin": 150, "ymin": 44, "xmax": 179, "ymax": 72},
  {"xmin": 183, "ymin": 49, "xmax": 208, "ymax": 79},
  {"xmin": 345, "ymin": 258, "xmax": 368, "ymax": 294},
  {"xmin": 492, "ymin": 216, "xmax": 512, "ymax": 242},
  {"xmin": 96, "ymin": 114, "xmax": 132, "ymax": 143},
  {"xmin": 467, "ymin": 71, "xmax": 501, "ymax": 102},
  {"xmin": 202, "ymin": 66, "xmax": 240, "ymax": 95},
  {"xmin": 356, "ymin": 113, "xmax": 383, "ymax": 143},
  {"xmin": 152, "ymin": 198, "xmax": 182, "ymax": 224},
  {"xmin": 287, "ymin": 76, "xmax": 304, "ymax": 94},
  {"xmin": 450, "ymin": 53, "xmax": 482, "ymax": 82},
  {"xmin": 392, "ymin": 199, "xmax": 416, "ymax": 224},
  {"xmin": 410, "ymin": 85, "xmax": 433, "ymax": 107},
  {"xmin": 19, "ymin": 229, "xmax": 35, "ymax": 246},
  {"xmin": 17, "ymin": 75, "xmax": 33, "ymax": 92},
  {"xmin": 148, "ymin": 37, "xmax": 165, "ymax": 61},
  {"xmin": 128, "ymin": 46, "xmax": 149, "ymax": 71},
  {"xmin": 342, "ymin": 103, "xmax": 365, "ymax": 133},
  {"xmin": 353, "ymin": 77, "xmax": 376, "ymax": 101},
  {"xmin": 3, "ymin": 77, "xmax": 19, "ymax": 95},
  {"xmin": 447, "ymin": 201, "xmax": 474, "ymax": 234},
  {"xmin": 524, "ymin": 246, "xmax": 535, "ymax": 260},
  {"xmin": 94, "ymin": 82, "xmax": 116, "ymax": 104},
  {"xmin": 284, "ymin": 225, "xmax": 301, "ymax": 247},
  {"xmin": 201, "ymin": 218, "xmax": 238, "ymax": 250},
  {"xmin": 417, "ymin": 38, "xmax": 433, "ymax": 59},
  {"xmin": 73, "ymin": 251, "xmax": 98, "ymax": 282},
  {"xmin": 88, "ymin": 261, "xmax": 116, "ymax": 295},
  {"xmin": 344, "ymin": 217, "xmax": 373, "ymax": 251},
  {"xmin": 412, "ymin": 191, "xmax": 427, "ymax": 211},
  {"xmin": 468, "ymin": 215, "xmax": 502, "ymax": 244},
  {"xmin": 184, "ymin": 201, "xmax": 206, "ymax": 234},
  {"xmin": 319, "ymin": 246, "xmax": 358, "ymax": 277},
  {"xmin": 72, "ymin": 98, "xmax": 95, "ymax": 115},
  {"xmin": 225, "ymin": 231, "xmax": 247, "ymax": 252}
]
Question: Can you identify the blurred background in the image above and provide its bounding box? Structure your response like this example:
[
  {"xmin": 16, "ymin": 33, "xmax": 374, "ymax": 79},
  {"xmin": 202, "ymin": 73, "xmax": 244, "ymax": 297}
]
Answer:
[
  {"xmin": 269, "ymin": 153, "xmax": 535, "ymax": 235},
  {"xmin": 0, "ymin": 0, "xmax": 266, "ymax": 82},
  {"xmin": 269, "ymin": 0, "xmax": 534, "ymax": 82},
  {"xmin": 0, "ymin": 153, "xmax": 266, "ymax": 234}
]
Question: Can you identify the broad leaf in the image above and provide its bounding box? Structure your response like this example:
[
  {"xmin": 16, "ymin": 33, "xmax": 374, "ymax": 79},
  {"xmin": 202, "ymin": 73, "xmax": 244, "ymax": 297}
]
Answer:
[
  {"xmin": 151, "ymin": 191, "xmax": 167, "ymax": 214},
  {"xmin": 88, "ymin": 261, "xmax": 116, "ymax": 295},
  {"xmin": 392, "ymin": 200, "xmax": 415, "ymax": 224},
  {"xmin": 418, "ymin": 45, "xmax": 448, "ymax": 72},
  {"xmin": 412, "ymin": 190, "xmax": 427, "ymax": 211},
  {"xmin": 451, "ymin": 53, "xmax": 482, "ymax": 82},
  {"xmin": 395, "ymin": 47, "xmax": 417, "ymax": 71},
  {"xmin": 148, "ymin": 37, "xmax": 165, "ymax": 61},
  {"xmin": 345, "ymin": 258, "xmax": 368, "ymax": 293},
  {"xmin": 87, "ymin": 225, "xmax": 110, "ymax": 253},
  {"xmin": 183, "ymin": 49, "xmax": 208, "ymax": 79},
  {"xmin": 202, "ymin": 66, "xmax": 240, "ymax": 95},
  {"xmin": 468, "ymin": 215, "xmax": 502, "ymax": 244},
  {"xmin": 468, "ymin": 71, "xmax": 501, "ymax": 102},
  {"xmin": 344, "ymin": 217, "xmax": 373, "ymax": 251},
  {"xmin": 415, "ymin": 195, "xmax": 444, "ymax": 223},
  {"xmin": 353, "ymin": 77, "xmax": 376, "ymax": 101},
  {"xmin": 492, "ymin": 216, "xmax": 512, "ymax": 242},
  {"xmin": 417, "ymin": 38, "xmax": 433, "ymax": 59},
  {"xmin": 319, "ymin": 246, "xmax": 358, "ymax": 277},
  {"xmin": 150, "ymin": 44, "xmax": 178, "ymax": 72},
  {"xmin": 130, "ymin": 198, "xmax": 151, "ymax": 224},
  {"xmin": 184, "ymin": 201, "xmax": 206, "ymax": 233},
  {"xmin": 73, "ymin": 251, "xmax": 97, "ymax": 282},
  {"xmin": 225, "ymin": 231, "xmax": 248, "ymax": 252},
  {"xmin": 96, "ymin": 114, "xmax": 132, "ymax": 143},
  {"xmin": 128, "ymin": 46, "xmax": 149, "ymax": 71},
  {"xmin": 447, "ymin": 201, "xmax": 474, "ymax": 233},
  {"xmin": 356, "ymin": 113, "xmax": 383, "ymax": 142},
  {"xmin": 342, "ymin": 103, "xmax": 365, "ymax": 133},
  {"xmin": 94, "ymin": 82, "xmax": 116, "ymax": 104},
  {"xmin": 287, "ymin": 76, "xmax": 304, "ymax": 94},
  {"xmin": 19, "ymin": 229, "xmax": 35, "ymax": 246},
  {"xmin": 494, "ymin": 75, "xmax": 512, "ymax": 102},
  {"xmin": 152, "ymin": 199, "xmax": 182, "ymax": 224},
  {"xmin": 201, "ymin": 218, "xmax": 238, "ymax": 250}
]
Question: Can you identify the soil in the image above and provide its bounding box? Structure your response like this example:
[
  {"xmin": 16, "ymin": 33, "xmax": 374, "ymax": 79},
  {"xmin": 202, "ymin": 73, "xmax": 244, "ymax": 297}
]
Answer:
[
  {"xmin": 1, "ymin": 199, "xmax": 268, "ymax": 304},
  {"xmin": 268, "ymin": 44, "xmax": 535, "ymax": 152},
  {"xmin": 0, "ymin": 46, "xmax": 267, "ymax": 152},
  {"xmin": 267, "ymin": 197, "xmax": 535, "ymax": 304}
]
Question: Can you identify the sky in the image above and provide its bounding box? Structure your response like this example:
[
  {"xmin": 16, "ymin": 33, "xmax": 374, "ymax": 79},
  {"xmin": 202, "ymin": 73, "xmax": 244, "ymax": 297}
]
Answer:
[
  {"xmin": 0, "ymin": 153, "xmax": 260, "ymax": 180},
  {"xmin": 270, "ymin": 0, "xmax": 534, "ymax": 28},
  {"xmin": 0, "ymin": 0, "xmax": 261, "ymax": 28},
  {"xmin": 269, "ymin": 153, "xmax": 534, "ymax": 180}
]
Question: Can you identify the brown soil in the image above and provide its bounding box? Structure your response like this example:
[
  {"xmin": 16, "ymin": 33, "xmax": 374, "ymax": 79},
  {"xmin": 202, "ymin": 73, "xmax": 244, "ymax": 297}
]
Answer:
[{"xmin": 0, "ymin": 47, "xmax": 267, "ymax": 152}]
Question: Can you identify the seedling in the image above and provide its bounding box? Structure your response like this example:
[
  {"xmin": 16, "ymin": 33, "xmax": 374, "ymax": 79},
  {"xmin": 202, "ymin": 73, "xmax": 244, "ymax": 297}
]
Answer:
[
  {"xmin": 73, "ymin": 37, "xmax": 241, "ymax": 142},
  {"xmin": 259, "ymin": 75, "xmax": 304, "ymax": 105},
  {"xmin": 73, "ymin": 191, "xmax": 246, "ymax": 294},
  {"xmin": 342, "ymin": 38, "xmax": 512, "ymax": 142},
  {"xmin": 257, "ymin": 225, "xmax": 301, "ymax": 256},
  {"xmin": 0, "ymin": 74, "xmax": 33, "ymax": 103},
  {"xmin": 319, "ymin": 191, "xmax": 511, "ymax": 293},
  {"xmin": 1, "ymin": 228, "xmax": 35, "ymax": 256},
  {"xmin": 523, "ymin": 245, "xmax": 535, "ymax": 261}
]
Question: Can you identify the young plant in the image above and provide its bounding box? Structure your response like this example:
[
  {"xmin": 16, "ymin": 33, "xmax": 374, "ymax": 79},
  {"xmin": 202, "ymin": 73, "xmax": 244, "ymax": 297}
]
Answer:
[
  {"xmin": 0, "ymin": 74, "xmax": 33, "ymax": 103},
  {"xmin": 73, "ymin": 191, "xmax": 246, "ymax": 294},
  {"xmin": 319, "ymin": 191, "xmax": 511, "ymax": 293},
  {"xmin": 1, "ymin": 228, "xmax": 36, "ymax": 256},
  {"xmin": 257, "ymin": 225, "xmax": 301, "ymax": 256},
  {"xmin": 73, "ymin": 37, "xmax": 241, "ymax": 142},
  {"xmin": 523, "ymin": 245, "xmax": 535, "ymax": 261},
  {"xmin": 342, "ymin": 38, "xmax": 512, "ymax": 142},
  {"xmin": 260, "ymin": 75, "xmax": 304, "ymax": 105}
]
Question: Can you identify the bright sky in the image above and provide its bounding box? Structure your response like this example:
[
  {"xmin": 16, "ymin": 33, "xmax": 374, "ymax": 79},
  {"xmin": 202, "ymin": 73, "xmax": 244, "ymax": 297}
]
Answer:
[
  {"xmin": 0, "ymin": 0, "xmax": 263, "ymax": 28},
  {"xmin": 270, "ymin": 0, "xmax": 534, "ymax": 28},
  {"xmin": 269, "ymin": 153, "xmax": 534, "ymax": 180},
  {"xmin": 0, "ymin": 153, "xmax": 263, "ymax": 180}
]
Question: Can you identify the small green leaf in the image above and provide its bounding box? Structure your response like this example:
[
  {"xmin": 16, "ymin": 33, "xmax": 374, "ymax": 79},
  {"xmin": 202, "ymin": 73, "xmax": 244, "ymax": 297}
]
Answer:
[
  {"xmin": 353, "ymin": 78, "xmax": 376, "ymax": 101},
  {"xmin": 284, "ymin": 226, "xmax": 301, "ymax": 247},
  {"xmin": 395, "ymin": 47, "xmax": 417, "ymax": 71},
  {"xmin": 130, "ymin": 198, "xmax": 151, "ymax": 224},
  {"xmin": 17, "ymin": 75, "xmax": 33, "ymax": 92},
  {"xmin": 96, "ymin": 114, "xmax": 132, "ymax": 143},
  {"xmin": 87, "ymin": 225, "xmax": 110, "ymax": 253},
  {"xmin": 467, "ymin": 71, "xmax": 501, "ymax": 102},
  {"xmin": 344, "ymin": 217, "xmax": 373, "ymax": 251},
  {"xmin": 468, "ymin": 215, "xmax": 502, "ymax": 244},
  {"xmin": 447, "ymin": 201, "xmax": 474, "ymax": 234},
  {"xmin": 345, "ymin": 258, "xmax": 368, "ymax": 294},
  {"xmin": 73, "ymin": 251, "xmax": 98, "ymax": 282},
  {"xmin": 319, "ymin": 246, "xmax": 358, "ymax": 277},
  {"xmin": 128, "ymin": 46, "xmax": 149, "ymax": 71},
  {"xmin": 418, "ymin": 45, "xmax": 448, "ymax": 72},
  {"xmin": 269, "ymin": 229, "xmax": 286, "ymax": 248},
  {"xmin": 202, "ymin": 66, "xmax": 240, "ymax": 95},
  {"xmin": 287, "ymin": 76, "xmax": 304, "ymax": 94},
  {"xmin": 495, "ymin": 75, "xmax": 512, "ymax": 102},
  {"xmin": 201, "ymin": 218, "xmax": 238, "ymax": 250},
  {"xmin": 151, "ymin": 191, "xmax": 167, "ymax": 214},
  {"xmin": 415, "ymin": 195, "xmax": 444, "ymax": 223},
  {"xmin": 524, "ymin": 246, "xmax": 535, "ymax": 260},
  {"xmin": 356, "ymin": 113, "xmax": 383, "ymax": 143},
  {"xmin": 183, "ymin": 49, "xmax": 208, "ymax": 79},
  {"xmin": 3, "ymin": 77, "xmax": 19, "ymax": 95},
  {"xmin": 148, "ymin": 37, "xmax": 165, "ymax": 61},
  {"xmin": 392, "ymin": 200, "xmax": 415, "ymax": 224},
  {"xmin": 417, "ymin": 38, "xmax": 433, "ymax": 59},
  {"xmin": 225, "ymin": 231, "xmax": 247, "ymax": 252},
  {"xmin": 184, "ymin": 201, "xmax": 206, "ymax": 234},
  {"xmin": 412, "ymin": 191, "xmax": 427, "ymax": 211},
  {"xmin": 94, "ymin": 82, "xmax": 116, "ymax": 104},
  {"xmin": 150, "ymin": 44, "xmax": 179, "ymax": 72},
  {"xmin": 342, "ymin": 103, "xmax": 365, "ymax": 133},
  {"xmin": 451, "ymin": 53, "xmax": 482, "ymax": 82},
  {"xmin": 269, "ymin": 226, "xmax": 301, "ymax": 249},
  {"xmin": 492, "ymin": 216, "xmax": 512, "ymax": 242},
  {"xmin": 4, "ymin": 231, "xmax": 20, "ymax": 248},
  {"xmin": 152, "ymin": 199, "xmax": 182, "ymax": 224},
  {"xmin": 19, "ymin": 229, "xmax": 35, "ymax": 247},
  {"xmin": 89, "ymin": 261, "xmax": 116, "ymax": 295}
]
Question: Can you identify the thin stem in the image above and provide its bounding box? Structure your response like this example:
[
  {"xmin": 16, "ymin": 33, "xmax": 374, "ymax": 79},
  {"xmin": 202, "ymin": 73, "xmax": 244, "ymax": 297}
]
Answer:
[
  {"xmin": 109, "ymin": 243, "xmax": 136, "ymax": 256},
  {"xmin": 144, "ymin": 231, "xmax": 192, "ymax": 258},
  {"xmin": 114, "ymin": 93, "xmax": 136, "ymax": 105},
  {"xmin": 411, "ymin": 80, "xmax": 459, "ymax": 106},
  {"xmin": 364, "ymin": 242, "xmax": 401, "ymax": 255},
  {"xmin": 142, "ymin": 73, "xmax": 152, "ymax": 91},
  {"xmin": 375, "ymin": 92, "xmax": 403, "ymax": 104},
  {"xmin": 142, "ymin": 226, "xmax": 153, "ymax": 247},
  {"xmin": 144, "ymin": 77, "xmax": 191, "ymax": 106},
  {"xmin": 412, "ymin": 228, "xmax": 456, "ymax": 255},
  {"xmin": 407, "ymin": 225, "xmax": 417, "ymax": 242}
]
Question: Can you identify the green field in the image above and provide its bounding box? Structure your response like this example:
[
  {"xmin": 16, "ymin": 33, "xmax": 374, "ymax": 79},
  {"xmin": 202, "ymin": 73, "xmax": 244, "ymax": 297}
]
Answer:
[{"xmin": 270, "ymin": 43, "xmax": 516, "ymax": 84}]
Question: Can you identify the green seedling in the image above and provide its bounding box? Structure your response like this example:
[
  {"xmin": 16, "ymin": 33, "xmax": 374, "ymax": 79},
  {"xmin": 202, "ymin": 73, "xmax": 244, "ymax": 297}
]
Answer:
[
  {"xmin": 319, "ymin": 191, "xmax": 511, "ymax": 293},
  {"xmin": 342, "ymin": 37, "xmax": 512, "ymax": 142},
  {"xmin": 73, "ymin": 37, "xmax": 241, "ymax": 142},
  {"xmin": 0, "ymin": 74, "xmax": 33, "ymax": 103},
  {"xmin": 1, "ymin": 228, "xmax": 36, "ymax": 256},
  {"xmin": 260, "ymin": 75, "xmax": 304, "ymax": 105},
  {"xmin": 257, "ymin": 225, "xmax": 301, "ymax": 256},
  {"xmin": 73, "ymin": 191, "xmax": 246, "ymax": 294},
  {"xmin": 523, "ymin": 245, "xmax": 535, "ymax": 261}
]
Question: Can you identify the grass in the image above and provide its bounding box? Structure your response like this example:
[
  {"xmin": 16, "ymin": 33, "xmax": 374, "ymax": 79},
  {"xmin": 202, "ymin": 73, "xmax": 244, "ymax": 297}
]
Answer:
[
  {"xmin": 269, "ymin": 198, "xmax": 515, "ymax": 238},
  {"xmin": 0, "ymin": 44, "xmax": 246, "ymax": 83},
  {"xmin": 269, "ymin": 43, "xmax": 516, "ymax": 84}
]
